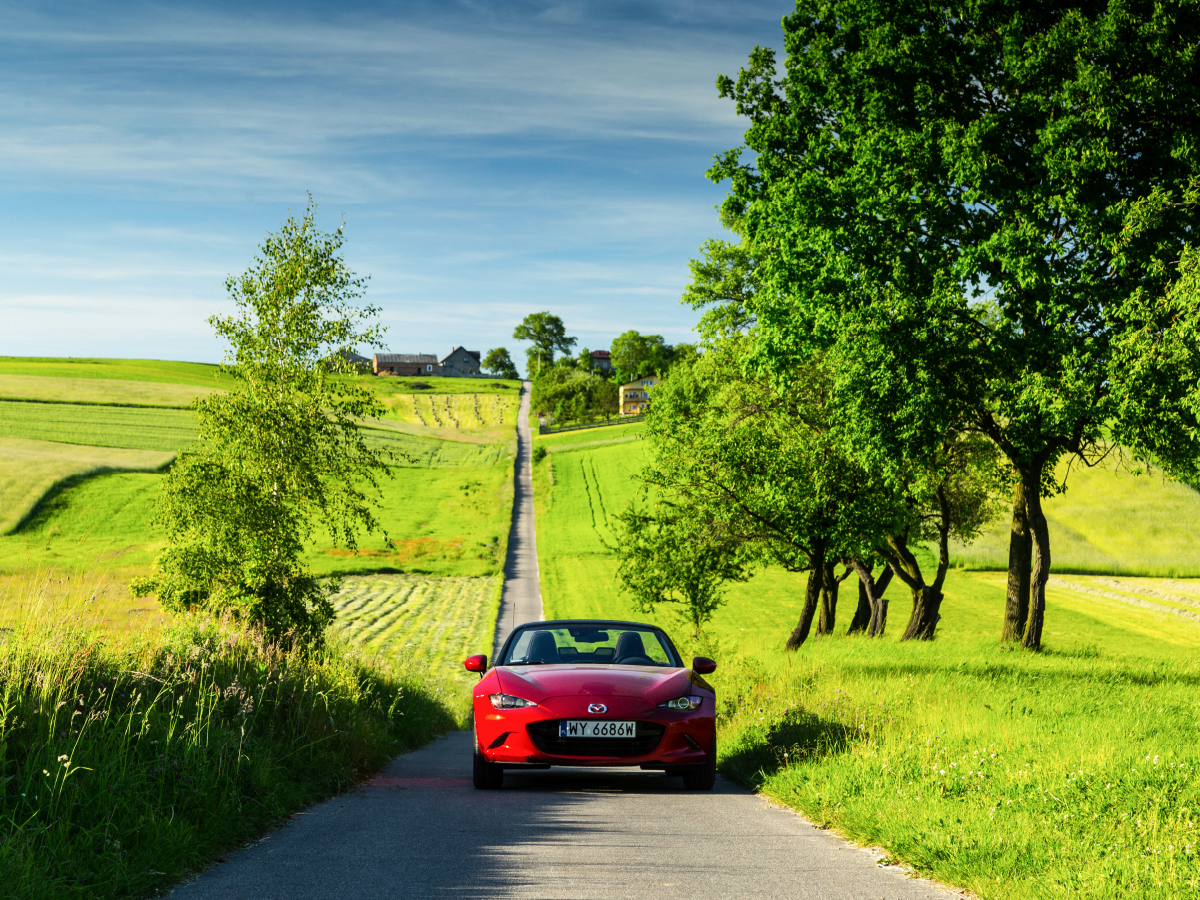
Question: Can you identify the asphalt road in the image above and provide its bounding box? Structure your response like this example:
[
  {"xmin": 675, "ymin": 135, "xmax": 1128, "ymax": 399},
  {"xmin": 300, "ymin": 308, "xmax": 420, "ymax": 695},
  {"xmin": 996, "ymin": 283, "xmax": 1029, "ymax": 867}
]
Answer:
[
  {"xmin": 174, "ymin": 732, "xmax": 954, "ymax": 900},
  {"xmin": 493, "ymin": 379, "xmax": 543, "ymax": 662},
  {"xmin": 172, "ymin": 381, "xmax": 956, "ymax": 899}
]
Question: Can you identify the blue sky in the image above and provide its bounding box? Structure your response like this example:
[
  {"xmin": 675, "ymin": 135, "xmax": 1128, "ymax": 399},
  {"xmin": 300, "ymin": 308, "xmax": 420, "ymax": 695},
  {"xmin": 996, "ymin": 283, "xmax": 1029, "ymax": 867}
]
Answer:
[{"xmin": 0, "ymin": 1, "xmax": 786, "ymax": 373}]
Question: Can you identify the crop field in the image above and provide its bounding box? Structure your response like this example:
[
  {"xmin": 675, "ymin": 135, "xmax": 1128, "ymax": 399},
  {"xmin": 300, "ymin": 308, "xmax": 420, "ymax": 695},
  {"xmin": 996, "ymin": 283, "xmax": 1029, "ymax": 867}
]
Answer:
[
  {"xmin": 362, "ymin": 425, "xmax": 508, "ymax": 467},
  {"xmin": 0, "ymin": 374, "xmax": 216, "ymax": 407},
  {"xmin": 952, "ymin": 457, "xmax": 1200, "ymax": 577},
  {"xmin": 0, "ymin": 400, "xmax": 197, "ymax": 451},
  {"xmin": 376, "ymin": 390, "xmax": 520, "ymax": 431},
  {"xmin": 330, "ymin": 574, "xmax": 500, "ymax": 690},
  {"xmin": 535, "ymin": 440, "xmax": 1200, "ymax": 900},
  {"xmin": 0, "ymin": 437, "xmax": 174, "ymax": 535}
]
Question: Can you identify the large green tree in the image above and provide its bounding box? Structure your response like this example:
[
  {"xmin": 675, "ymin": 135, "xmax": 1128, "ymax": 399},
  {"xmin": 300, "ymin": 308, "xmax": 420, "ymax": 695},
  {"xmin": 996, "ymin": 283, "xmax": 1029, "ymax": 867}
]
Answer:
[
  {"xmin": 513, "ymin": 312, "xmax": 575, "ymax": 376},
  {"xmin": 133, "ymin": 203, "xmax": 391, "ymax": 641},
  {"xmin": 712, "ymin": 0, "xmax": 1200, "ymax": 649},
  {"xmin": 609, "ymin": 330, "xmax": 673, "ymax": 384},
  {"xmin": 483, "ymin": 347, "xmax": 519, "ymax": 380}
]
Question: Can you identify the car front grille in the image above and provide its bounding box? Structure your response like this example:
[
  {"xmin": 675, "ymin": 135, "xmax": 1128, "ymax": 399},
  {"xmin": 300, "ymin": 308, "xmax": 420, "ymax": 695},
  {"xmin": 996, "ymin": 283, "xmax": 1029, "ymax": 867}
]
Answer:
[{"xmin": 526, "ymin": 720, "xmax": 666, "ymax": 758}]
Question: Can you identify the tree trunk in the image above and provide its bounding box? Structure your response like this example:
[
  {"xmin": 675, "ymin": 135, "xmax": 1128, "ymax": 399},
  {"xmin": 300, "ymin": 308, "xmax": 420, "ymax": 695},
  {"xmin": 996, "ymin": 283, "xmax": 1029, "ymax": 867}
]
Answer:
[
  {"xmin": 901, "ymin": 585, "xmax": 943, "ymax": 641},
  {"xmin": 785, "ymin": 540, "xmax": 825, "ymax": 651},
  {"xmin": 817, "ymin": 560, "xmax": 839, "ymax": 635},
  {"xmin": 847, "ymin": 562, "xmax": 892, "ymax": 637},
  {"xmin": 1023, "ymin": 467, "xmax": 1050, "ymax": 651},
  {"xmin": 847, "ymin": 577, "xmax": 872, "ymax": 634},
  {"xmin": 1003, "ymin": 480, "xmax": 1032, "ymax": 642},
  {"xmin": 870, "ymin": 567, "xmax": 892, "ymax": 637}
]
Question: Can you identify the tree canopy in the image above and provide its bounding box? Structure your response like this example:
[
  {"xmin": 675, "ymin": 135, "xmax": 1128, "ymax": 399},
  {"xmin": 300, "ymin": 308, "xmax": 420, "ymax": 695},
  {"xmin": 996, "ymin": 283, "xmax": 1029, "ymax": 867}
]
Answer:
[
  {"xmin": 513, "ymin": 312, "xmax": 576, "ymax": 376},
  {"xmin": 483, "ymin": 347, "xmax": 519, "ymax": 380},
  {"xmin": 132, "ymin": 202, "xmax": 390, "ymax": 641},
  {"xmin": 711, "ymin": 0, "xmax": 1200, "ymax": 649}
]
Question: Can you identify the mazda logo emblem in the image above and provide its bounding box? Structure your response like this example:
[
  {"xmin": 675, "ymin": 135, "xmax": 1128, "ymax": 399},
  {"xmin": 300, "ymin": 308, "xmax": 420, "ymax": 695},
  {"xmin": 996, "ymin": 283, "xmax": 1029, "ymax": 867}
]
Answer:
[{"xmin": 587, "ymin": 703, "xmax": 607, "ymax": 714}]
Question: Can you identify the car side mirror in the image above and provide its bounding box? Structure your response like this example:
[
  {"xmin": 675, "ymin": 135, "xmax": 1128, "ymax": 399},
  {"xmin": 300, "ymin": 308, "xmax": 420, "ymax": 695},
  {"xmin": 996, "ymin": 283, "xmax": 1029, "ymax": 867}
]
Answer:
[
  {"xmin": 464, "ymin": 654, "xmax": 487, "ymax": 677},
  {"xmin": 692, "ymin": 656, "xmax": 716, "ymax": 675}
]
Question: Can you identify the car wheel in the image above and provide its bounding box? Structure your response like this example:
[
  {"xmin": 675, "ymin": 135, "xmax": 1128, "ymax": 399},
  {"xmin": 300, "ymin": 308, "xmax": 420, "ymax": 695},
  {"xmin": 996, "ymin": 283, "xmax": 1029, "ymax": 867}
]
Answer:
[
  {"xmin": 681, "ymin": 739, "xmax": 716, "ymax": 791},
  {"xmin": 472, "ymin": 723, "xmax": 504, "ymax": 790}
]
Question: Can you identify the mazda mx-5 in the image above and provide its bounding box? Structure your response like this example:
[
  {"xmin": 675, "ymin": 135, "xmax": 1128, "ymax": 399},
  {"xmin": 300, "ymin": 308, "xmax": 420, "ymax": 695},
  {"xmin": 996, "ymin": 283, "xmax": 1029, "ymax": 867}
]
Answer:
[{"xmin": 463, "ymin": 619, "xmax": 717, "ymax": 790}]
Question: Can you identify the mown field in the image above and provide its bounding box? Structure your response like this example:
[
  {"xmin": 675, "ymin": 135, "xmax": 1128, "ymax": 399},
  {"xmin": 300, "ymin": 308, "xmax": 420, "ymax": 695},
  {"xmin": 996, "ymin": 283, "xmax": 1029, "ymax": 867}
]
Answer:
[
  {"xmin": 534, "ymin": 440, "xmax": 1200, "ymax": 900},
  {"xmin": 533, "ymin": 419, "xmax": 645, "ymax": 451},
  {"xmin": 330, "ymin": 574, "xmax": 500, "ymax": 695}
]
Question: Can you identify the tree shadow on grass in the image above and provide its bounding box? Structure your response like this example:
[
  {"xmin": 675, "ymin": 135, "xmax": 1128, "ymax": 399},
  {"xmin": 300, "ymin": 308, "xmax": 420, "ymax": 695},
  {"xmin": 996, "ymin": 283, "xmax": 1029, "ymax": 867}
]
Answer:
[
  {"xmin": 720, "ymin": 708, "xmax": 859, "ymax": 790},
  {"xmin": 14, "ymin": 472, "xmax": 100, "ymax": 534}
]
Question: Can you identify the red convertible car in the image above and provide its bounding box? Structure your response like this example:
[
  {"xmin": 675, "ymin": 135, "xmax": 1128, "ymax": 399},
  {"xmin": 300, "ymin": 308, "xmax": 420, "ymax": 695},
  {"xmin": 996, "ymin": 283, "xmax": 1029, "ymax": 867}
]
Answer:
[{"xmin": 464, "ymin": 619, "xmax": 717, "ymax": 790}]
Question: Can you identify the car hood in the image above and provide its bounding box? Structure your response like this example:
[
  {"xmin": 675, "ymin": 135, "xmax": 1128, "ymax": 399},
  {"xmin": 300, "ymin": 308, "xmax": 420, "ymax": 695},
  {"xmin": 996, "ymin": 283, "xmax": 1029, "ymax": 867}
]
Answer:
[{"xmin": 496, "ymin": 665, "xmax": 695, "ymax": 703}]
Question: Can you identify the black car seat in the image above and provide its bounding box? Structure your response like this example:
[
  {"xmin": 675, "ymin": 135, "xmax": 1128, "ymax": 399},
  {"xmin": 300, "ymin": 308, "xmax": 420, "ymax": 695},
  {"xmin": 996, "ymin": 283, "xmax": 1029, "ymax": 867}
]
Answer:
[
  {"xmin": 527, "ymin": 631, "xmax": 560, "ymax": 664},
  {"xmin": 614, "ymin": 631, "xmax": 648, "ymax": 663}
]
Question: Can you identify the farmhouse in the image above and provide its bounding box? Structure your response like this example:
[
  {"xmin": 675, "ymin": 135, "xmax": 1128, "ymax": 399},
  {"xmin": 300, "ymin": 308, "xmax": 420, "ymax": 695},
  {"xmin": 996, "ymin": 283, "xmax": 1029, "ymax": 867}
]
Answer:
[
  {"xmin": 440, "ymin": 347, "xmax": 482, "ymax": 377},
  {"xmin": 590, "ymin": 350, "xmax": 612, "ymax": 371},
  {"xmin": 373, "ymin": 353, "xmax": 439, "ymax": 376},
  {"xmin": 619, "ymin": 375, "xmax": 660, "ymax": 416}
]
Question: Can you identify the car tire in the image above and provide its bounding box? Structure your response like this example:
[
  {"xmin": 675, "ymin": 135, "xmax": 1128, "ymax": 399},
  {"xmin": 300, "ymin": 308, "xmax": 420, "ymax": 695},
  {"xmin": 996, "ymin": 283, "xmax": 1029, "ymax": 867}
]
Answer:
[
  {"xmin": 472, "ymin": 724, "xmax": 504, "ymax": 790},
  {"xmin": 681, "ymin": 740, "xmax": 716, "ymax": 791}
]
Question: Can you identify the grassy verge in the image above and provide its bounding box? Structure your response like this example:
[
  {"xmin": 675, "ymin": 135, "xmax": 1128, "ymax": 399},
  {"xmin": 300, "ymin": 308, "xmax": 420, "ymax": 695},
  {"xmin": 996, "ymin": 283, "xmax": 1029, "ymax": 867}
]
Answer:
[
  {"xmin": 534, "ymin": 440, "xmax": 1200, "ymax": 899},
  {"xmin": 0, "ymin": 585, "xmax": 458, "ymax": 900}
]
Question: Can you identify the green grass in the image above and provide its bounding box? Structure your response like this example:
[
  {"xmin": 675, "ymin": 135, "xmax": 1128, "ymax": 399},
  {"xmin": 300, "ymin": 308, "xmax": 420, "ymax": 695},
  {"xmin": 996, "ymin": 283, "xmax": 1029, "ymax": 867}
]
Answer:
[
  {"xmin": 362, "ymin": 375, "xmax": 522, "ymax": 396},
  {"xmin": 0, "ymin": 402, "xmax": 197, "ymax": 452},
  {"xmin": 0, "ymin": 357, "xmax": 234, "ymax": 388},
  {"xmin": 0, "ymin": 581, "xmax": 457, "ymax": 900},
  {"xmin": 953, "ymin": 456, "xmax": 1200, "ymax": 577},
  {"xmin": 0, "ymin": 375, "xmax": 216, "ymax": 408},
  {"xmin": 330, "ymin": 574, "xmax": 500, "ymax": 693},
  {"xmin": 534, "ymin": 420, "xmax": 646, "ymax": 450},
  {"xmin": 362, "ymin": 426, "xmax": 509, "ymax": 467},
  {"xmin": 0, "ymin": 438, "xmax": 175, "ymax": 536},
  {"xmin": 534, "ymin": 440, "xmax": 1200, "ymax": 900}
]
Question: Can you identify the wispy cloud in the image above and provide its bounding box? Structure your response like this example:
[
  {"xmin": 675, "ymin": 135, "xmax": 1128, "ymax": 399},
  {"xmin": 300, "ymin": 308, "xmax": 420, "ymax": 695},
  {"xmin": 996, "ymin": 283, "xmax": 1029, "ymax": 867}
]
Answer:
[{"xmin": 0, "ymin": 0, "xmax": 783, "ymax": 366}]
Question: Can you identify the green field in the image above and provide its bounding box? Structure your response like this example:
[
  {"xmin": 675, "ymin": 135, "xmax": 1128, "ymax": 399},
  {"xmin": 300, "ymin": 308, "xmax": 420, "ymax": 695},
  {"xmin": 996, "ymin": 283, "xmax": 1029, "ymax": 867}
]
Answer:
[
  {"xmin": 0, "ymin": 400, "xmax": 197, "ymax": 451},
  {"xmin": 535, "ymin": 441, "xmax": 1200, "ymax": 900},
  {"xmin": 0, "ymin": 356, "xmax": 234, "ymax": 387},
  {"xmin": 0, "ymin": 374, "xmax": 216, "ymax": 407},
  {"xmin": 534, "ymin": 419, "xmax": 646, "ymax": 450},
  {"xmin": 363, "ymin": 375, "xmax": 522, "ymax": 396},
  {"xmin": 953, "ymin": 456, "xmax": 1200, "ymax": 577},
  {"xmin": 330, "ymin": 574, "xmax": 499, "ymax": 691},
  {"xmin": 0, "ymin": 437, "xmax": 175, "ymax": 536}
]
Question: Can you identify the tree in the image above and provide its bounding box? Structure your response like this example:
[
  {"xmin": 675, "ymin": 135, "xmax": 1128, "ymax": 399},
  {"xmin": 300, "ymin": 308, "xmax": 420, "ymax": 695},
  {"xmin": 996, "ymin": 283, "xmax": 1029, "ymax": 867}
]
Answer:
[
  {"xmin": 610, "ymin": 330, "xmax": 673, "ymax": 384},
  {"xmin": 513, "ymin": 312, "xmax": 575, "ymax": 376},
  {"xmin": 132, "ymin": 202, "xmax": 390, "ymax": 642},
  {"xmin": 711, "ymin": 1, "xmax": 1200, "ymax": 649},
  {"xmin": 616, "ymin": 505, "xmax": 751, "ymax": 640},
  {"xmin": 483, "ymin": 347, "xmax": 519, "ymax": 380}
]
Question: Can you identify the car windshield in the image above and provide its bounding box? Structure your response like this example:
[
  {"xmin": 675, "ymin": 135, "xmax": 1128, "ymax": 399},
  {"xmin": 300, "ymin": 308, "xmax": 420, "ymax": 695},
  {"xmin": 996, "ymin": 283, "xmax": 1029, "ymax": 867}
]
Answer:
[{"xmin": 501, "ymin": 624, "xmax": 681, "ymax": 667}]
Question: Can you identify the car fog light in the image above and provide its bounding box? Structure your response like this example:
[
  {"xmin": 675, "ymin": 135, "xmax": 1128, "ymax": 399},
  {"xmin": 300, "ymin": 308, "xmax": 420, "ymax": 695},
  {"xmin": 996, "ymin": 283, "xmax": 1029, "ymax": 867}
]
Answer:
[
  {"xmin": 658, "ymin": 695, "xmax": 703, "ymax": 710},
  {"xmin": 489, "ymin": 693, "xmax": 537, "ymax": 709}
]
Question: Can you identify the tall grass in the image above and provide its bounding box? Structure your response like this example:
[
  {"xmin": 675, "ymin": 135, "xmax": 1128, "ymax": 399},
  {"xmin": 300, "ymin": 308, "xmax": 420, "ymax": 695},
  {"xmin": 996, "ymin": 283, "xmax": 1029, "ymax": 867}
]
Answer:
[
  {"xmin": 0, "ymin": 585, "xmax": 457, "ymax": 899},
  {"xmin": 714, "ymin": 638, "xmax": 1200, "ymax": 900}
]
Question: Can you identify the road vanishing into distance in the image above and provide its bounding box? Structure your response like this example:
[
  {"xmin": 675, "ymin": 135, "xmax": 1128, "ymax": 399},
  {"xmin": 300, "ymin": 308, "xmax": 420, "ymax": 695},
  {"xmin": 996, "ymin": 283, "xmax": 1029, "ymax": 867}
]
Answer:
[{"xmin": 174, "ymin": 383, "xmax": 954, "ymax": 900}]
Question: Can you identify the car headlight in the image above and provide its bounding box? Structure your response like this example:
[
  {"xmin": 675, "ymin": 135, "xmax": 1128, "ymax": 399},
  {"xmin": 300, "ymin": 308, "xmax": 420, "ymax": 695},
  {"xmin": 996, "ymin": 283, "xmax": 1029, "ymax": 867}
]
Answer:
[
  {"xmin": 658, "ymin": 695, "xmax": 703, "ymax": 710},
  {"xmin": 489, "ymin": 693, "xmax": 538, "ymax": 709}
]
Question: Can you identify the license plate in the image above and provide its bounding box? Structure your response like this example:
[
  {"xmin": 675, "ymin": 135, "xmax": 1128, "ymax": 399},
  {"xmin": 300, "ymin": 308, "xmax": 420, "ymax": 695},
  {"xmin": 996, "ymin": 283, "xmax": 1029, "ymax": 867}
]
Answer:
[{"xmin": 559, "ymin": 720, "xmax": 637, "ymax": 738}]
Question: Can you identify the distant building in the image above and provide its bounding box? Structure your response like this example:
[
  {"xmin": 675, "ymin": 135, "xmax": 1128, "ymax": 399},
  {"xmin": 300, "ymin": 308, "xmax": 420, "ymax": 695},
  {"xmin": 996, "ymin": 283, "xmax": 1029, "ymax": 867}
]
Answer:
[
  {"xmin": 373, "ymin": 353, "xmax": 439, "ymax": 376},
  {"xmin": 619, "ymin": 375, "xmax": 661, "ymax": 416},
  {"xmin": 591, "ymin": 350, "xmax": 612, "ymax": 371},
  {"xmin": 440, "ymin": 346, "xmax": 482, "ymax": 377}
]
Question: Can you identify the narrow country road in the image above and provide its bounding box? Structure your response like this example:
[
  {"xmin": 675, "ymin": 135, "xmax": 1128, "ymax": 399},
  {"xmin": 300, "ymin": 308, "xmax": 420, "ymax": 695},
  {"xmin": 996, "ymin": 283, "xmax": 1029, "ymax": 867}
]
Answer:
[
  {"xmin": 494, "ymin": 379, "xmax": 543, "ymax": 660},
  {"xmin": 173, "ymin": 382, "xmax": 955, "ymax": 900}
]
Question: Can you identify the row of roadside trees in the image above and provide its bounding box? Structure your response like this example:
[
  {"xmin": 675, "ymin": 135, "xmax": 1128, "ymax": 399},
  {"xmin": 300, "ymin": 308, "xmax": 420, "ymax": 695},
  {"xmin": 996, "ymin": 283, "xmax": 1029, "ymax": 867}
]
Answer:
[{"xmin": 618, "ymin": 0, "xmax": 1200, "ymax": 652}]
